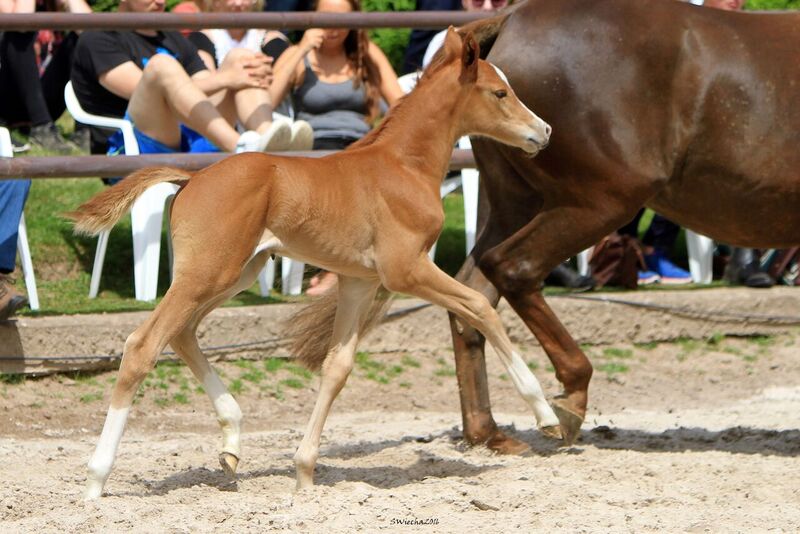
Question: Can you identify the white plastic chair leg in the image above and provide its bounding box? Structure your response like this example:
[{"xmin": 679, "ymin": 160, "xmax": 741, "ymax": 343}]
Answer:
[
  {"xmin": 130, "ymin": 183, "xmax": 178, "ymax": 301},
  {"xmin": 577, "ymin": 247, "xmax": 593, "ymax": 277},
  {"xmin": 686, "ymin": 230, "xmax": 714, "ymax": 284},
  {"xmin": 258, "ymin": 256, "xmax": 276, "ymax": 296},
  {"xmin": 281, "ymin": 257, "xmax": 304, "ymax": 296},
  {"xmin": 16, "ymin": 214, "xmax": 39, "ymax": 310},
  {"xmin": 89, "ymin": 230, "xmax": 109, "ymax": 299}
]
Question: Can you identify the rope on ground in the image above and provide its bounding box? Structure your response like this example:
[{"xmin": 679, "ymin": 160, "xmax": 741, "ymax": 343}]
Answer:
[
  {"xmin": 3, "ymin": 296, "xmax": 799, "ymax": 366},
  {"xmin": 552, "ymin": 293, "xmax": 800, "ymax": 326}
]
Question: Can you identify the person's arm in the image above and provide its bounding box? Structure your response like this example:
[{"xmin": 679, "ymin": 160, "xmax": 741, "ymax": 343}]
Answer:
[
  {"xmin": 0, "ymin": 0, "xmax": 35, "ymax": 13},
  {"xmin": 97, "ymin": 61, "xmax": 143, "ymax": 100},
  {"xmin": 59, "ymin": 0, "xmax": 92, "ymax": 13},
  {"xmin": 367, "ymin": 41, "xmax": 404, "ymax": 106},
  {"xmin": 269, "ymin": 29, "xmax": 323, "ymax": 107},
  {"xmin": 190, "ymin": 51, "xmax": 273, "ymax": 95}
]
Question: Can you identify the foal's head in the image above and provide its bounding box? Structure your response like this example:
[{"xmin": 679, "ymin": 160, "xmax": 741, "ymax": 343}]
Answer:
[{"xmin": 429, "ymin": 28, "xmax": 551, "ymax": 155}]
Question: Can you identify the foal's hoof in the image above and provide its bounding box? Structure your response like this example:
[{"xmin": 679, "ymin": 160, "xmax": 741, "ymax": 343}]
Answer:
[
  {"xmin": 219, "ymin": 452, "xmax": 240, "ymax": 477},
  {"xmin": 539, "ymin": 424, "xmax": 563, "ymax": 441},
  {"xmin": 552, "ymin": 399, "xmax": 584, "ymax": 446},
  {"xmin": 485, "ymin": 429, "xmax": 531, "ymax": 455}
]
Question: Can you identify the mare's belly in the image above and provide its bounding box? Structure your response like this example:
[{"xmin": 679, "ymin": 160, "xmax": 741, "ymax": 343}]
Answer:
[{"xmin": 648, "ymin": 174, "xmax": 800, "ymax": 248}]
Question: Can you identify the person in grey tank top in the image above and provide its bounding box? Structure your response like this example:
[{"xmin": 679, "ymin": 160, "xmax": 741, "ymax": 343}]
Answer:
[{"xmin": 269, "ymin": 0, "xmax": 403, "ymax": 151}]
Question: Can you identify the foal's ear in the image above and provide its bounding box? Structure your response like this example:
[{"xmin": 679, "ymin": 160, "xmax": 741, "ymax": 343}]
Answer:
[
  {"xmin": 459, "ymin": 31, "xmax": 479, "ymax": 84},
  {"xmin": 443, "ymin": 26, "xmax": 463, "ymax": 61}
]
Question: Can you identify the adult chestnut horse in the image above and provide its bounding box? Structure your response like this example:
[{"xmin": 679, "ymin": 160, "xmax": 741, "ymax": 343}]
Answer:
[
  {"xmin": 69, "ymin": 29, "xmax": 557, "ymax": 499},
  {"xmin": 451, "ymin": 0, "xmax": 800, "ymax": 452}
]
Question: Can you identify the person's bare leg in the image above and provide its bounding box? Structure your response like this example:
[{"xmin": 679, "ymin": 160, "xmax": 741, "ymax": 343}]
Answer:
[{"xmin": 127, "ymin": 54, "xmax": 241, "ymax": 151}]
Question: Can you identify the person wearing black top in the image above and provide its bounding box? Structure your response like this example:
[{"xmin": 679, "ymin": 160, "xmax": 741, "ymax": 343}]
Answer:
[
  {"xmin": 70, "ymin": 0, "xmax": 291, "ymax": 155},
  {"xmin": 0, "ymin": 0, "xmax": 91, "ymax": 153}
]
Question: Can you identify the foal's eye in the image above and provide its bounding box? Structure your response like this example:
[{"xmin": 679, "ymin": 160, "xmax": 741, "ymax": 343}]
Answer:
[{"xmin": 494, "ymin": 90, "xmax": 508, "ymax": 99}]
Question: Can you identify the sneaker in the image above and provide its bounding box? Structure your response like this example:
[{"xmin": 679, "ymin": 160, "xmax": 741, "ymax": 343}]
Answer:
[
  {"xmin": 724, "ymin": 259, "xmax": 775, "ymax": 288},
  {"xmin": 9, "ymin": 131, "xmax": 30, "ymax": 153},
  {"xmin": 70, "ymin": 127, "xmax": 91, "ymax": 153},
  {"xmin": 235, "ymin": 130, "xmax": 261, "ymax": 153},
  {"xmin": 637, "ymin": 270, "xmax": 661, "ymax": 286},
  {"xmin": 260, "ymin": 121, "xmax": 292, "ymax": 152},
  {"xmin": 545, "ymin": 263, "xmax": 595, "ymax": 292},
  {"xmin": 645, "ymin": 252, "xmax": 692, "ymax": 285},
  {"xmin": 0, "ymin": 274, "xmax": 28, "ymax": 321},
  {"xmin": 29, "ymin": 122, "xmax": 75, "ymax": 155},
  {"xmin": 287, "ymin": 120, "xmax": 314, "ymax": 151}
]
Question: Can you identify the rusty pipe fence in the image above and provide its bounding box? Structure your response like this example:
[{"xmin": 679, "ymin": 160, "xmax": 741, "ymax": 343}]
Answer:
[{"xmin": 0, "ymin": 11, "xmax": 486, "ymax": 179}]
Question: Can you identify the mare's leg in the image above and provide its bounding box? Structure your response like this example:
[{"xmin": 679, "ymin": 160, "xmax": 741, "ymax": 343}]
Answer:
[
  {"xmin": 294, "ymin": 276, "xmax": 379, "ymax": 489},
  {"xmin": 479, "ymin": 199, "xmax": 650, "ymax": 445},
  {"xmin": 384, "ymin": 257, "xmax": 560, "ymax": 437},
  {"xmin": 169, "ymin": 251, "xmax": 270, "ymax": 476},
  {"xmin": 447, "ymin": 255, "xmax": 532, "ymax": 453}
]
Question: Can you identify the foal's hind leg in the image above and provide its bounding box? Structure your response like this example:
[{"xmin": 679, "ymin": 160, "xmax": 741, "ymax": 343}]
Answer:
[
  {"xmin": 383, "ymin": 257, "xmax": 561, "ymax": 437},
  {"xmin": 85, "ymin": 283, "xmax": 211, "ymax": 499},
  {"xmin": 169, "ymin": 252, "xmax": 270, "ymax": 476},
  {"xmin": 294, "ymin": 276, "xmax": 379, "ymax": 490}
]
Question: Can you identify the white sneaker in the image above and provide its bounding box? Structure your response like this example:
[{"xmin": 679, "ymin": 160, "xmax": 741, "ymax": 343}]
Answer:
[
  {"xmin": 235, "ymin": 130, "xmax": 261, "ymax": 153},
  {"xmin": 260, "ymin": 121, "xmax": 292, "ymax": 152},
  {"xmin": 288, "ymin": 120, "xmax": 314, "ymax": 151}
]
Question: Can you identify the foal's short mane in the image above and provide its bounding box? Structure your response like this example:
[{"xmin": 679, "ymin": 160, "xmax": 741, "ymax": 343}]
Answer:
[{"xmin": 347, "ymin": 53, "xmax": 458, "ymax": 150}]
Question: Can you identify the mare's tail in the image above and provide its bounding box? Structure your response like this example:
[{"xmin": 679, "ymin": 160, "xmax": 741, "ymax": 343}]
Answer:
[
  {"xmin": 64, "ymin": 167, "xmax": 192, "ymax": 236},
  {"xmin": 285, "ymin": 284, "xmax": 394, "ymax": 372}
]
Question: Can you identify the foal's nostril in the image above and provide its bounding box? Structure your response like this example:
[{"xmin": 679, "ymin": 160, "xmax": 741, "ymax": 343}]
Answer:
[{"xmin": 544, "ymin": 124, "xmax": 552, "ymax": 137}]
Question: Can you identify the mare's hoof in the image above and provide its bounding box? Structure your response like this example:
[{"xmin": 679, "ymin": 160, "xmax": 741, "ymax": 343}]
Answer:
[
  {"xmin": 485, "ymin": 429, "xmax": 531, "ymax": 455},
  {"xmin": 551, "ymin": 399, "xmax": 584, "ymax": 446},
  {"xmin": 539, "ymin": 424, "xmax": 563, "ymax": 441},
  {"xmin": 219, "ymin": 452, "xmax": 240, "ymax": 477}
]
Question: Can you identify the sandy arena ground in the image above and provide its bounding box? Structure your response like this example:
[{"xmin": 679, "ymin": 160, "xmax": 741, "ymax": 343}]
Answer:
[{"xmin": 2, "ymin": 294, "xmax": 800, "ymax": 532}]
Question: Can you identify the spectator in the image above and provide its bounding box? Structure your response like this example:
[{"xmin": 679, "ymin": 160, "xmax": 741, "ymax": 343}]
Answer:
[
  {"xmin": 271, "ymin": 0, "xmax": 403, "ymax": 150},
  {"xmin": 0, "ymin": 0, "xmax": 91, "ymax": 154},
  {"xmin": 71, "ymin": 0, "xmax": 293, "ymax": 157},
  {"xmin": 186, "ymin": 0, "xmax": 313, "ymax": 146},
  {"xmin": 618, "ymin": 210, "xmax": 693, "ymax": 285},
  {"xmin": 0, "ymin": 180, "xmax": 31, "ymax": 320},
  {"xmin": 270, "ymin": 0, "xmax": 404, "ymax": 294}
]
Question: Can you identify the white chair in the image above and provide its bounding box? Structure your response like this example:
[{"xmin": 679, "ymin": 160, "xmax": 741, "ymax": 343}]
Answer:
[
  {"xmin": 576, "ymin": 229, "xmax": 714, "ymax": 284},
  {"xmin": 0, "ymin": 127, "xmax": 40, "ymax": 310},
  {"xmin": 398, "ymin": 72, "xmax": 479, "ymax": 259},
  {"xmin": 66, "ymin": 81, "xmax": 304, "ymax": 300}
]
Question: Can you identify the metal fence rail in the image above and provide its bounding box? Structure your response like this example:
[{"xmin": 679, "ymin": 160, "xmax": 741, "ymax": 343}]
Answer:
[
  {"xmin": 0, "ymin": 149, "xmax": 476, "ymax": 179},
  {"xmin": 0, "ymin": 11, "xmax": 490, "ymax": 31}
]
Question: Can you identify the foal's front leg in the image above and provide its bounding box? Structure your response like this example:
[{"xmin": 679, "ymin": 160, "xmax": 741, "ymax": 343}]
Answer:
[
  {"xmin": 294, "ymin": 276, "xmax": 379, "ymax": 490},
  {"xmin": 383, "ymin": 256, "xmax": 561, "ymax": 437}
]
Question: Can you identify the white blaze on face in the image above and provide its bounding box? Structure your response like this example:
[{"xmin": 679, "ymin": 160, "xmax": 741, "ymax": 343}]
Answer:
[{"xmin": 489, "ymin": 62, "xmax": 551, "ymax": 141}]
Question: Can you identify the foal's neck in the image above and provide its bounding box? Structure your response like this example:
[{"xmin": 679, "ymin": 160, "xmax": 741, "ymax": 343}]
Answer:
[{"xmin": 367, "ymin": 75, "xmax": 466, "ymax": 181}]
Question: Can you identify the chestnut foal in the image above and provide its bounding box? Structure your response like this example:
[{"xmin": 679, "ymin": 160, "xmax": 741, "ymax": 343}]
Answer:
[{"xmin": 70, "ymin": 29, "xmax": 556, "ymax": 499}]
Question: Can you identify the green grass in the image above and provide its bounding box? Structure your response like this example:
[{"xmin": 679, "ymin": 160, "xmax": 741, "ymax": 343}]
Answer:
[{"xmin": 597, "ymin": 362, "xmax": 630, "ymax": 376}]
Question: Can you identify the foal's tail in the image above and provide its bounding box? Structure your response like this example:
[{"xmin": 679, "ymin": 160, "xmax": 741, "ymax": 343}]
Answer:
[
  {"xmin": 64, "ymin": 167, "xmax": 192, "ymax": 236},
  {"xmin": 286, "ymin": 284, "xmax": 394, "ymax": 372}
]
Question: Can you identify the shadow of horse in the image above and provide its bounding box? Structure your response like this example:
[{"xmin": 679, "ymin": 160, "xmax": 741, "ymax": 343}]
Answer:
[
  {"xmin": 514, "ymin": 425, "xmax": 800, "ymax": 457},
  {"xmin": 127, "ymin": 448, "xmax": 507, "ymax": 497}
]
